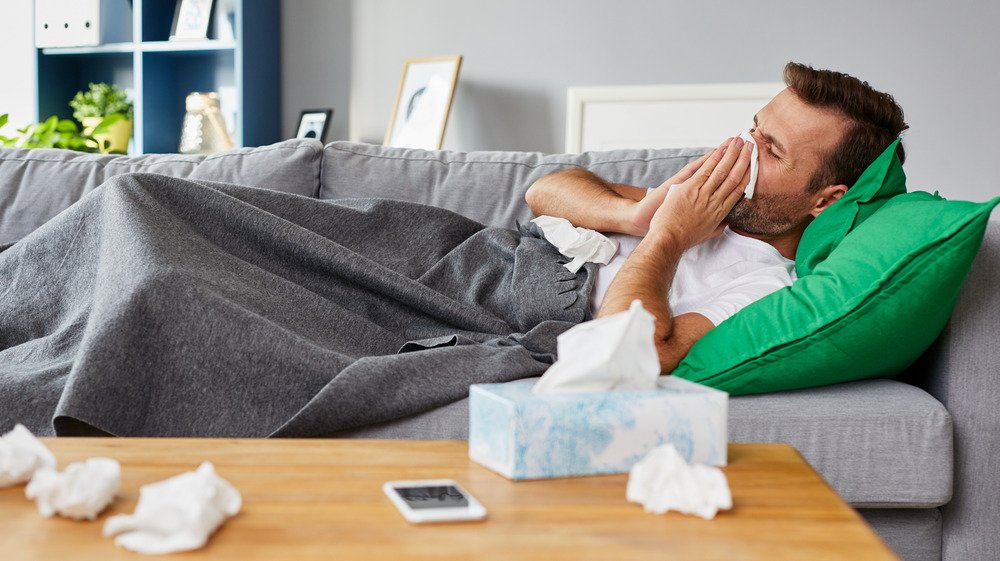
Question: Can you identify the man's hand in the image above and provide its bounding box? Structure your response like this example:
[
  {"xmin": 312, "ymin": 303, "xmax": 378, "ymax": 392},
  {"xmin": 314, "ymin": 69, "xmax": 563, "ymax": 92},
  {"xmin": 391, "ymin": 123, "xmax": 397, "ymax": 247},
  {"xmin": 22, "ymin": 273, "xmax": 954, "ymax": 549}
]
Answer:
[
  {"xmin": 647, "ymin": 136, "xmax": 752, "ymax": 250},
  {"xmin": 626, "ymin": 149, "xmax": 714, "ymax": 236},
  {"xmin": 598, "ymin": 137, "xmax": 752, "ymax": 374}
]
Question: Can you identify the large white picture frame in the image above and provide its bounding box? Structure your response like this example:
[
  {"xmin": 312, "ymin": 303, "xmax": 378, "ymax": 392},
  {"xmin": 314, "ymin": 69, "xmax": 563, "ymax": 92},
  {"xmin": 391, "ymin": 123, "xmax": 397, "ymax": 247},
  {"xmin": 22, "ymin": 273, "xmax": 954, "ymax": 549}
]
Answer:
[
  {"xmin": 565, "ymin": 83, "xmax": 785, "ymax": 153},
  {"xmin": 384, "ymin": 55, "xmax": 462, "ymax": 150}
]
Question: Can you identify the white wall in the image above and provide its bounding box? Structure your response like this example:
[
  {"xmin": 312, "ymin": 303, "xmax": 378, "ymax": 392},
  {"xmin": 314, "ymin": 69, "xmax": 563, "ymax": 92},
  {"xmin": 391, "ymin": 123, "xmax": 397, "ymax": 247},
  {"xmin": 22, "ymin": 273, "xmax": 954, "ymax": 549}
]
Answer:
[
  {"xmin": 282, "ymin": 0, "xmax": 999, "ymax": 202},
  {"xmin": 0, "ymin": 0, "xmax": 37, "ymax": 130}
]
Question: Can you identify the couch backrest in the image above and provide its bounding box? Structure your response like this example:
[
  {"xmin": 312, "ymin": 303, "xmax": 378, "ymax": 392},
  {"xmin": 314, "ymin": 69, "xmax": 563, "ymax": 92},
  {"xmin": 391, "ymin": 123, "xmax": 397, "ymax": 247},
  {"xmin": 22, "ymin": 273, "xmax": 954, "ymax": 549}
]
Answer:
[
  {"xmin": 319, "ymin": 141, "xmax": 708, "ymax": 229},
  {"xmin": 919, "ymin": 219, "xmax": 1000, "ymax": 385},
  {"xmin": 0, "ymin": 139, "xmax": 322, "ymax": 246}
]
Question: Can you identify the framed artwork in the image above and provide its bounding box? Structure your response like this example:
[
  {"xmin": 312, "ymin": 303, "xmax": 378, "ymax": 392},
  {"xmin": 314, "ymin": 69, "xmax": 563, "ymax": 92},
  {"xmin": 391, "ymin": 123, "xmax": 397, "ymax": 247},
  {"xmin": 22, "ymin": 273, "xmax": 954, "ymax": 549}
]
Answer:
[
  {"xmin": 295, "ymin": 109, "xmax": 334, "ymax": 143},
  {"xmin": 384, "ymin": 55, "xmax": 462, "ymax": 150},
  {"xmin": 170, "ymin": 0, "xmax": 215, "ymax": 41}
]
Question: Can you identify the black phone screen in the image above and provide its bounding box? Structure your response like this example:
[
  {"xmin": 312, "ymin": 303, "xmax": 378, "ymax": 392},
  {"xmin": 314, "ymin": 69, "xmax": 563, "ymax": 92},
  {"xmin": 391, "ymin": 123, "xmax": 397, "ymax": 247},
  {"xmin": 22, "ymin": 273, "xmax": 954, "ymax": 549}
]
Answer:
[{"xmin": 393, "ymin": 485, "xmax": 469, "ymax": 510}]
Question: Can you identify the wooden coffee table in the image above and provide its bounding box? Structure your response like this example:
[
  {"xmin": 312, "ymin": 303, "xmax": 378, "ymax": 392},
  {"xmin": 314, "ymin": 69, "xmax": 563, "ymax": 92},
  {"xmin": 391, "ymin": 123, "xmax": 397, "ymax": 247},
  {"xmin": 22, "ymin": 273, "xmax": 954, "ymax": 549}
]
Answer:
[{"xmin": 1, "ymin": 439, "xmax": 897, "ymax": 560}]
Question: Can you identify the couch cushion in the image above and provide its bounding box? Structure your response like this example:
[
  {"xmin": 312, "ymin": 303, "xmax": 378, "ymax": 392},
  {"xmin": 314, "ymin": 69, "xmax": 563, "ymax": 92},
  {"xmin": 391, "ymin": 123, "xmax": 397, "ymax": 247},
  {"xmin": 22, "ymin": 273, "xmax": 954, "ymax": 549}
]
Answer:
[
  {"xmin": 319, "ymin": 141, "xmax": 708, "ymax": 229},
  {"xmin": 0, "ymin": 139, "xmax": 323, "ymax": 246},
  {"xmin": 338, "ymin": 378, "xmax": 952, "ymax": 508},
  {"xmin": 727, "ymin": 379, "xmax": 952, "ymax": 508}
]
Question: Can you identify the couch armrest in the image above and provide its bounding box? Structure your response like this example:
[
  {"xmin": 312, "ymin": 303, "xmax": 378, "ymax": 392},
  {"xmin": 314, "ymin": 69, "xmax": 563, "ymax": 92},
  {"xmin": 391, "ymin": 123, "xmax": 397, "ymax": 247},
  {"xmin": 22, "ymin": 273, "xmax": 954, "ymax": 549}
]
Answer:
[{"xmin": 919, "ymin": 220, "xmax": 1000, "ymax": 561}]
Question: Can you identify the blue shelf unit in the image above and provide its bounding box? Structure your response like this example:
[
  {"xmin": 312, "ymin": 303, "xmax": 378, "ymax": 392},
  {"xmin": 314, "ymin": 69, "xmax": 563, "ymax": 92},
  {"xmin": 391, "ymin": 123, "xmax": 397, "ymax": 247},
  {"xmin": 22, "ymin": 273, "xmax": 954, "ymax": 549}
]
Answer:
[{"xmin": 36, "ymin": 0, "xmax": 280, "ymax": 154}]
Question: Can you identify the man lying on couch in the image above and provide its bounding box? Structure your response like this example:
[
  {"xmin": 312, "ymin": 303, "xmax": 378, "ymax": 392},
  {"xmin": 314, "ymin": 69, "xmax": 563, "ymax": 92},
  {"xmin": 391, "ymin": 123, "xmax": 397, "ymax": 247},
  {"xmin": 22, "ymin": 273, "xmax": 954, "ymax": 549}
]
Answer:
[
  {"xmin": 0, "ymin": 62, "xmax": 908, "ymax": 438},
  {"xmin": 526, "ymin": 61, "xmax": 908, "ymax": 373}
]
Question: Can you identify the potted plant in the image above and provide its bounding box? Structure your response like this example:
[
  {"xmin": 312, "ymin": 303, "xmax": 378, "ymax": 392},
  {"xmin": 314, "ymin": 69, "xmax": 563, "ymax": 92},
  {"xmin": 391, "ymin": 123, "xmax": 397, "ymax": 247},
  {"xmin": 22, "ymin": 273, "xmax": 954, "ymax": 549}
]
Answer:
[
  {"xmin": 1, "ymin": 112, "xmax": 111, "ymax": 152},
  {"xmin": 70, "ymin": 82, "xmax": 134, "ymax": 154}
]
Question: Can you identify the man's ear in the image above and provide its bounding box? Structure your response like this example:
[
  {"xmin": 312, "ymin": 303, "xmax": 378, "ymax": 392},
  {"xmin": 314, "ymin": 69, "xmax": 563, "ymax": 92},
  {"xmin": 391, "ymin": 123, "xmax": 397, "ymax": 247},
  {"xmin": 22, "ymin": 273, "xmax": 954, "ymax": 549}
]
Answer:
[{"xmin": 810, "ymin": 184, "xmax": 848, "ymax": 217}]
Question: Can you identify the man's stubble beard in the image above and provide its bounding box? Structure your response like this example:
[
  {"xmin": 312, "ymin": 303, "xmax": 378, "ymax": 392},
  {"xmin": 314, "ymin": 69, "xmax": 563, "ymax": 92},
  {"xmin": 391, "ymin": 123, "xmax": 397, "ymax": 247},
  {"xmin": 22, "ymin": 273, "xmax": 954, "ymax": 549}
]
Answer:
[{"xmin": 725, "ymin": 192, "xmax": 811, "ymax": 236}]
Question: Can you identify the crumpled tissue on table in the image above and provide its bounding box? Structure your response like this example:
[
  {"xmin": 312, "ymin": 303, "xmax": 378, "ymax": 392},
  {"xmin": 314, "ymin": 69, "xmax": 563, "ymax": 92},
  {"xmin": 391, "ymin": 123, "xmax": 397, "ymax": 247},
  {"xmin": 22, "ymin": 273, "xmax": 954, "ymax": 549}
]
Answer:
[
  {"xmin": 627, "ymin": 443, "xmax": 732, "ymax": 520},
  {"xmin": 26, "ymin": 457, "xmax": 121, "ymax": 520},
  {"xmin": 103, "ymin": 461, "xmax": 242, "ymax": 555},
  {"xmin": 530, "ymin": 215, "xmax": 618, "ymax": 273},
  {"xmin": 0, "ymin": 424, "xmax": 57, "ymax": 487},
  {"xmin": 532, "ymin": 299, "xmax": 660, "ymax": 394}
]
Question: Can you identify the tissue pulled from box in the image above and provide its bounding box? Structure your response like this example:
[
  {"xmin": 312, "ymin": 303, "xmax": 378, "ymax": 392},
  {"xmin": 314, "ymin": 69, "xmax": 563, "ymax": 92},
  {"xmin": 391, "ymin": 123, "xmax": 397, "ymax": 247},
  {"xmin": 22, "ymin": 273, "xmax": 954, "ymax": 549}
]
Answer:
[
  {"xmin": 0, "ymin": 424, "xmax": 57, "ymax": 487},
  {"xmin": 530, "ymin": 215, "xmax": 618, "ymax": 273},
  {"xmin": 532, "ymin": 299, "xmax": 659, "ymax": 394},
  {"xmin": 103, "ymin": 461, "xmax": 242, "ymax": 555},
  {"xmin": 738, "ymin": 131, "xmax": 758, "ymax": 199},
  {"xmin": 25, "ymin": 457, "xmax": 120, "ymax": 520},
  {"xmin": 626, "ymin": 443, "xmax": 732, "ymax": 519}
]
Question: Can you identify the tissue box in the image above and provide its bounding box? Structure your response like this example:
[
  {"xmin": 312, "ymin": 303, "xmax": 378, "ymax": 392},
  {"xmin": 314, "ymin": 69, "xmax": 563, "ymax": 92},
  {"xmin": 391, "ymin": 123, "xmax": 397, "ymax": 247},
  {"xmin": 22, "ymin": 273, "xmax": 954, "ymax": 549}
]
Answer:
[{"xmin": 468, "ymin": 376, "xmax": 727, "ymax": 480}]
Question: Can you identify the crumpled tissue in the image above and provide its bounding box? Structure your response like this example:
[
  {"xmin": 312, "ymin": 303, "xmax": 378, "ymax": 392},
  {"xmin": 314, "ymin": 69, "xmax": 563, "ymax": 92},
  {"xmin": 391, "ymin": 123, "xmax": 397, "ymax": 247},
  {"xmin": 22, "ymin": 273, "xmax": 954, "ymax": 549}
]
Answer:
[
  {"xmin": 738, "ymin": 131, "xmax": 759, "ymax": 199},
  {"xmin": 530, "ymin": 215, "xmax": 618, "ymax": 273},
  {"xmin": 0, "ymin": 424, "xmax": 57, "ymax": 487},
  {"xmin": 103, "ymin": 461, "xmax": 242, "ymax": 555},
  {"xmin": 25, "ymin": 457, "xmax": 121, "ymax": 520},
  {"xmin": 532, "ymin": 299, "xmax": 659, "ymax": 394},
  {"xmin": 626, "ymin": 443, "xmax": 732, "ymax": 519}
]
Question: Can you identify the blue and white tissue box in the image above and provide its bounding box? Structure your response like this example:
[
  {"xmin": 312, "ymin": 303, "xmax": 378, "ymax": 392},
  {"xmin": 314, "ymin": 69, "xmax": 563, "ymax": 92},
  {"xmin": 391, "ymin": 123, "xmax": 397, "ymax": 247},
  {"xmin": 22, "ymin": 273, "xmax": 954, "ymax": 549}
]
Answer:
[{"xmin": 468, "ymin": 376, "xmax": 727, "ymax": 480}]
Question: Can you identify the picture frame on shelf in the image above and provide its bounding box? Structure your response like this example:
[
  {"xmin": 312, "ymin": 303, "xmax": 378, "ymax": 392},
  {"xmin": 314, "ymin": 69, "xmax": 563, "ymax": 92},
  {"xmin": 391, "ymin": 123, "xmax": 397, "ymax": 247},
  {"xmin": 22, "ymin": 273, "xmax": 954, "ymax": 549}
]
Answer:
[
  {"xmin": 384, "ymin": 55, "xmax": 462, "ymax": 150},
  {"xmin": 295, "ymin": 109, "xmax": 334, "ymax": 143},
  {"xmin": 170, "ymin": 0, "xmax": 215, "ymax": 41}
]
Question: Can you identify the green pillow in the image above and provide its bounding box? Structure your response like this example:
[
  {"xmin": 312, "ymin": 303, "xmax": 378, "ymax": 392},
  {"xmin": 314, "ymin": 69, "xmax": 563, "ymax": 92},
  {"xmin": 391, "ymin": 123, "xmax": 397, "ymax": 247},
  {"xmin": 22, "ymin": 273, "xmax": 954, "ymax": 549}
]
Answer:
[
  {"xmin": 796, "ymin": 139, "xmax": 907, "ymax": 277},
  {"xmin": 673, "ymin": 191, "xmax": 999, "ymax": 395}
]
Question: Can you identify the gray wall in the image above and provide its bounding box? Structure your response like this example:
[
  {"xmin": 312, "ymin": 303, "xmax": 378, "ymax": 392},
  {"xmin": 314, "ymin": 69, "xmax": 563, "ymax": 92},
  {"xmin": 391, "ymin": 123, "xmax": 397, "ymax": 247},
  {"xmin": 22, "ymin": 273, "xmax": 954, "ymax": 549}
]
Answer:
[
  {"xmin": 284, "ymin": 0, "xmax": 999, "ymax": 202},
  {"xmin": 280, "ymin": 0, "xmax": 351, "ymax": 144}
]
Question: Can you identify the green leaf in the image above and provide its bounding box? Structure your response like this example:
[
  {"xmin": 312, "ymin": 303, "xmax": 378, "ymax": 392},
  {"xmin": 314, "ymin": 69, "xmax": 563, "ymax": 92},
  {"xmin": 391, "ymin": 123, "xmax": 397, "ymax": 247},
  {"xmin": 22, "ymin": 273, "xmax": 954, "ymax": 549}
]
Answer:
[
  {"xmin": 56, "ymin": 119, "xmax": 79, "ymax": 133},
  {"xmin": 92, "ymin": 113, "xmax": 124, "ymax": 134},
  {"xmin": 41, "ymin": 115, "xmax": 58, "ymax": 134},
  {"xmin": 0, "ymin": 113, "xmax": 8, "ymax": 129}
]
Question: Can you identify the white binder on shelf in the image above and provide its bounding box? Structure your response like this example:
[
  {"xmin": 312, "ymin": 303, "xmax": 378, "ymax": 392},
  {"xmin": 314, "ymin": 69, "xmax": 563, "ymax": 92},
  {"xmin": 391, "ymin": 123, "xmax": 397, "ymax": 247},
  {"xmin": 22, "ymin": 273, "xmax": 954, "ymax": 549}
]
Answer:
[{"xmin": 34, "ymin": 0, "xmax": 132, "ymax": 48}]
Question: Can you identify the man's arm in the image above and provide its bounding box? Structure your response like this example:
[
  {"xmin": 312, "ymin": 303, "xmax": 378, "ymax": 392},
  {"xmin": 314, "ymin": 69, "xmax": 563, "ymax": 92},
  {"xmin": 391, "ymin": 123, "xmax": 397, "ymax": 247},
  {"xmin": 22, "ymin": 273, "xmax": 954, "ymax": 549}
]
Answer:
[
  {"xmin": 598, "ymin": 138, "xmax": 752, "ymax": 373},
  {"xmin": 524, "ymin": 168, "xmax": 647, "ymax": 234},
  {"xmin": 525, "ymin": 152, "xmax": 712, "ymax": 237},
  {"xmin": 597, "ymin": 234, "xmax": 716, "ymax": 372}
]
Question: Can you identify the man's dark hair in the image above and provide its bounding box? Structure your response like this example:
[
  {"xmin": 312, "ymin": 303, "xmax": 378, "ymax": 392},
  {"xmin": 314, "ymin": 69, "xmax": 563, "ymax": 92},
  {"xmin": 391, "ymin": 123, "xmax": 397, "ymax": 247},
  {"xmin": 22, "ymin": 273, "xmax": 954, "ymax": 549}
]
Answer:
[{"xmin": 784, "ymin": 61, "xmax": 909, "ymax": 192}]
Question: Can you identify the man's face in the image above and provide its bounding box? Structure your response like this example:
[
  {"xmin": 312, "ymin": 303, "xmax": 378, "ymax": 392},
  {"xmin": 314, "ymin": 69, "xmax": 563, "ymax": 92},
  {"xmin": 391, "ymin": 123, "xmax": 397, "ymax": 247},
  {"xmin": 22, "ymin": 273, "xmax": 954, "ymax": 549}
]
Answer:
[{"xmin": 727, "ymin": 88, "xmax": 848, "ymax": 236}]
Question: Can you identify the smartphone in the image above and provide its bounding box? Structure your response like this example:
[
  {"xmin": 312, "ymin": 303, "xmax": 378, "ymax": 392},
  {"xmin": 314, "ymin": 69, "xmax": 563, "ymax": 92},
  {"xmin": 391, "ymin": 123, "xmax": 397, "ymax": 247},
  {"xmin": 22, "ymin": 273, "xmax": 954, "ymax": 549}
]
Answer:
[{"xmin": 383, "ymin": 479, "xmax": 487, "ymax": 523}]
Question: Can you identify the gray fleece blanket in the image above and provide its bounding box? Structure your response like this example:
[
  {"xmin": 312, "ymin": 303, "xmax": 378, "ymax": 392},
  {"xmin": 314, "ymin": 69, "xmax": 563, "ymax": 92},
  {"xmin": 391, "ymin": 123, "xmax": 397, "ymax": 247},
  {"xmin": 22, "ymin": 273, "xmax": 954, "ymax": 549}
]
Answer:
[{"xmin": 0, "ymin": 173, "xmax": 593, "ymax": 437}]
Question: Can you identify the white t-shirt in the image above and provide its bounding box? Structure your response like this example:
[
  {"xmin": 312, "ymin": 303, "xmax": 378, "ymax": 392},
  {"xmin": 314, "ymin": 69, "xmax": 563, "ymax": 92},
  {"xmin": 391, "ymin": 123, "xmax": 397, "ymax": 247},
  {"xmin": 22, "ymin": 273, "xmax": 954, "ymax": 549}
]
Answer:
[{"xmin": 590, "ymin": 228, "xmax": 797, "ymax": 325}]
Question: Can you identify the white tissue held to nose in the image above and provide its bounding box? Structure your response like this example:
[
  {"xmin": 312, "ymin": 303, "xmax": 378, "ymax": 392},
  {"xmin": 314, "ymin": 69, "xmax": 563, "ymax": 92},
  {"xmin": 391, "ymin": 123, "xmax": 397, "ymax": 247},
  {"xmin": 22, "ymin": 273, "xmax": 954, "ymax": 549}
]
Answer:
[
  {"xmin": 738, "ymin": 131, "xmax": 758, "ymax": 200},
  {"xmin": 531, "ymin": 215, "xmax": 619, "ymax": 273},
  {"xmin": 25, "ymin": 457, "xmax": 121, "ymax": 520},
  {"xmin": 532, "ymin": 299, "xmax": 660, "ymax": 394},
  {"xmin": 103, "ymin": 461, "xmax": 242, "ymax": 555},
  {"xmin": 0, "ymin": 424, "xmax": 57, "ymax": 487},
  {"xmin": 626, "ymin": 443, "xmax": 732, "ymax": 520}
]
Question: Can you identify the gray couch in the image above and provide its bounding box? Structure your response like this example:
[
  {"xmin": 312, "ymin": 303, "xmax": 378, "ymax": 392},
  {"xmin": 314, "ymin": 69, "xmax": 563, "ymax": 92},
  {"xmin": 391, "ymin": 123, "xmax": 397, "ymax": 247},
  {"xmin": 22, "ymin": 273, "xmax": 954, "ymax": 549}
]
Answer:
[{"xmin": 1, "ymin": 139, "xmax": 996, "ymax": 561}]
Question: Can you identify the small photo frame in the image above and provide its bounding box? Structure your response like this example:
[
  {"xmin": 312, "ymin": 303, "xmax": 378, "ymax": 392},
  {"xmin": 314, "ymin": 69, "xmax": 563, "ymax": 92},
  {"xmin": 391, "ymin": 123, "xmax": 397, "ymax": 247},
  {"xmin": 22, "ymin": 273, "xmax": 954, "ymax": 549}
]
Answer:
[
  {"xmin": 295, "ymin": 109, "xmax": 334, "ymax": 143},
  {"xmin": 170, "ymin": 0, "xmax": 215, "ymax": 41},
  {"xmin": 384, "ymin": 55, "xmax": 462, "ymax": 150}
]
